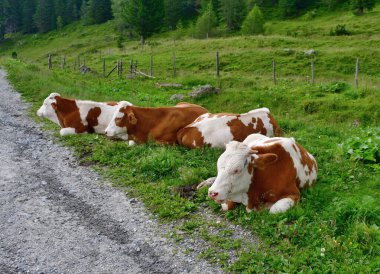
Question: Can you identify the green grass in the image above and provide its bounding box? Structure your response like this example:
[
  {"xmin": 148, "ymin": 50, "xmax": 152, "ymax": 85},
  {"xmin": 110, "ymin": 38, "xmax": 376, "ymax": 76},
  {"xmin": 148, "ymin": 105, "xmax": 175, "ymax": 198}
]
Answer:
[{"xmin": 1, "ymin": 7, "xmax": 379, "ymax": 272}]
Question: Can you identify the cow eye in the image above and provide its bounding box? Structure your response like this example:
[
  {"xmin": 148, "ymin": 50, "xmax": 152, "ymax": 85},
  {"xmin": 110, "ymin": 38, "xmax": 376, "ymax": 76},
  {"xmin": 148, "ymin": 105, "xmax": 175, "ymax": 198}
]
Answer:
[{"xmin": 233, "ymin": 169, "xmax": 240, "ymax": 174}]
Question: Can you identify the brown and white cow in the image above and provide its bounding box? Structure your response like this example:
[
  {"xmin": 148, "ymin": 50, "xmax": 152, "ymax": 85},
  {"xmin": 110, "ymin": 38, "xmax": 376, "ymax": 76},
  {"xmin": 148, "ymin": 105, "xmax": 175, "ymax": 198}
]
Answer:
[
  {"xmin": 105, "ymin": 101, "xmax": 208, "ymax": 144},
  {"xmin": 199, "ymin": 134, "xmax": 317, "ymax": 214},
  {"xmin": 36, "ymin": 93, "xmax": 128, "ymax": 136},
  {"xmin": 177, "ymin": 108, "xmax": 282, "ymax": 149}
]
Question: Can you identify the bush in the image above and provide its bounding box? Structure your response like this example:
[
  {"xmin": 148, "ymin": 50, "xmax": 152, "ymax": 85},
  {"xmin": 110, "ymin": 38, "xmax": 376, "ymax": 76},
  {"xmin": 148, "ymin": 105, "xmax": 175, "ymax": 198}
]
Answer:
[
  {"xmin": 241, "ymin": 5, "xmax": 265, "ymax": 35},
  {"xmin": 330, "ymin": 24, "xmax": 351, "ymax": 36},
  {"xmin": 195, "ymin": 2, "xmax": 218, "ymax": 38},
  {"xmin": 340, "ymin": 127, "xmax": 380, "ymax": 167}
]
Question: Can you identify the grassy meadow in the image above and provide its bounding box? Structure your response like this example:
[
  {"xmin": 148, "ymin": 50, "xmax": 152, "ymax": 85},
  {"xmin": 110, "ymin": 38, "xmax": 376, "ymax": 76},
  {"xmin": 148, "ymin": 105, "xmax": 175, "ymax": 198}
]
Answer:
[{"xmin": 0, "ymin": 6, "xmax": 379, "ymax": 272}]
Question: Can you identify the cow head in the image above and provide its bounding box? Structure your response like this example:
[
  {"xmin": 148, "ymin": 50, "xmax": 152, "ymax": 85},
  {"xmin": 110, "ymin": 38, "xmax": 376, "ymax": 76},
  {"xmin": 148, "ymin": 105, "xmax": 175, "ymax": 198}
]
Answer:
[
  {"xmin": 36, "ymin": 93, "xmax": 61, "ymax": 125},
  {"xmin": 208, "ymin": 141, "xmax": 278, "ymax": 204},
  {"xmin": 105, "ymin": 101, "xmax": 134, "ymax": 140}
]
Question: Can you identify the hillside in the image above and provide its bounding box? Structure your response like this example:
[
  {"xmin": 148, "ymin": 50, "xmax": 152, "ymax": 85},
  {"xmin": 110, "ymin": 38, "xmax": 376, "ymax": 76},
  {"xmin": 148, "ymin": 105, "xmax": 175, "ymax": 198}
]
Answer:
[{"xmin": 0, "ymin": 7, "xmax": 379, "ymax": 273}]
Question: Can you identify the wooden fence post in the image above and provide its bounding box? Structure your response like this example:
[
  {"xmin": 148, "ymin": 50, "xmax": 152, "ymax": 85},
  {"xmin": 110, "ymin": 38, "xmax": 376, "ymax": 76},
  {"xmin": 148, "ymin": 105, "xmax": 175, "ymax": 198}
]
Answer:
[
  {"xmin": 61, "ymin": 55, "xmax": 66, "ymax": 69},
  {"xmin": 130, "ymin": 58, "xmax": 133, "ymax": 74},
  {"xmin": 311, "ymin": 61, "xmax": 314, "ymax": 84},
  {"xmin": 48, "ymin": 54, "xmax": 52, "ymax": 69},
  {"xmin": 150, "ymin": 53, "xmax": 153, "ymax": 77},
  {"xmin": 355, "ymin": 58, "xmax": 359, "ymax": 88},
  {"xmin": 173, "ymin": 52, "xmax": 176, "ymax": 77},
  {"xmin": 117, "ymin": 61, "xmax": 120, "ymax": 77},
  {"xmin": 102, "ymin": 58, "xmax": 106, "ymax": 77},
  {"xmin": 216, "ymin": 50, "xmax": 219, "ymax": 77},
  {"xmin": 272, "ymin": 59, "xmax": 277, "ymax": 84}
]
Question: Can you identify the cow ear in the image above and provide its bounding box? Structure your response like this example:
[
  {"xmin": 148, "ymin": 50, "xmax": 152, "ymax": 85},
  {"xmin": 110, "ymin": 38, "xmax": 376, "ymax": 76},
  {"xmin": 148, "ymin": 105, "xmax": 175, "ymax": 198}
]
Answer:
[
  {"xmin": 51, "ymin": 102, "xmax": 58, "ymax": 110},
  {"xmin": 253, "ymin": 153, "xmax": 278, "ymax": 169},
  {"xmin": 128, "ymin": 111, "xmax": 137, "ymax": 125}
]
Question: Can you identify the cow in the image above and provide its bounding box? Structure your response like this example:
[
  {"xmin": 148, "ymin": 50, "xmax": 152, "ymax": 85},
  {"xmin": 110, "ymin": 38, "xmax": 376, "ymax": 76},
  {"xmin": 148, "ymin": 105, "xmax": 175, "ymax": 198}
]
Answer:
[
  {"xmin": 199, "ymin": 134, "xmax": 317, "ymax": 214},
  {"xmin": 36, "ymin": 93, "xmax": 128, "ymax": 136},
  {"xmin": 105, "ymin": 101, "xmax": 208, "ymax": 144},
  {"xmin": 176, "ymin": 107, "xmax": 282, "ymax": 149}
]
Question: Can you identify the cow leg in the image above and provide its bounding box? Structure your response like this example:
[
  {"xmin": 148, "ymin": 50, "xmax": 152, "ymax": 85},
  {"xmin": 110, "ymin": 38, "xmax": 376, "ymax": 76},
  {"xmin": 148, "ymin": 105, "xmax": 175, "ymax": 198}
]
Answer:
[
  {"xmin": 197, "ymin": 177, "xmax": 216, "ymax": 189},
  {"xmin": 60, "ymin": 127, "xmax": 77, "ymax": 136},
  {"xmin": 221, "ymin": 201, "xmax": 236, "ymax": 211},
  {"xmin": 269, "ymin": 195, "xmax": 299, "ymax": 214}
]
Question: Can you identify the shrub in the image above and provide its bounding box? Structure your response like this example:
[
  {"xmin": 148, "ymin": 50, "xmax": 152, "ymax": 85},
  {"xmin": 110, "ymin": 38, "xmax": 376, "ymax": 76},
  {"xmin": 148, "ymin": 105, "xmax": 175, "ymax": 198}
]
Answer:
[
  {"xmin": 330, "ymin": 24, "xmax": 351, "ymax": 36},
  {"xmin": 195, "ymin": 2, "xmax": 218, "ymax": 38},
  {"xmin": 241, "ymin": 5, "xmax": 265, "ymax": 35}
]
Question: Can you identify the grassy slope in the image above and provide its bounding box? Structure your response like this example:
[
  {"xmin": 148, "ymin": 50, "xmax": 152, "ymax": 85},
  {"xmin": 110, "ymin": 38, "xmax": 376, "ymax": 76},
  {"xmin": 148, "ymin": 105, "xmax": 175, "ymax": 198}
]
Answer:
[{"xmin": 1, "ymin": 7, "xmax": 379, "ymax": 273}]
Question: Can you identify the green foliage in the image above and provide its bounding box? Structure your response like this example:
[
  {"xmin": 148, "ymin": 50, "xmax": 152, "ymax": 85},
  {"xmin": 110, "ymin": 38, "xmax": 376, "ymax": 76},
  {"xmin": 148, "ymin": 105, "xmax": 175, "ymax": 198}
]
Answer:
[
  {"xmin": 340, "ymin": 128, "xmax": 380, "ymax": 166},
  {"xmin": 330, "ymin": 24, "xmax": 351, "ymax": 35},
  {"xmin": 195, "ymin": 2, "xmax": 218, "ymax": 38},
  {"xmin": 351, "ymin": 0, "xmax": 376, "ymax": 15},
  {"xmin": 220, "ymin": 0, "xmax": 247, "ymax": 31},
  {"xmin": 241, "ymin": 5, "xmax": 265, "ymax": 35}
]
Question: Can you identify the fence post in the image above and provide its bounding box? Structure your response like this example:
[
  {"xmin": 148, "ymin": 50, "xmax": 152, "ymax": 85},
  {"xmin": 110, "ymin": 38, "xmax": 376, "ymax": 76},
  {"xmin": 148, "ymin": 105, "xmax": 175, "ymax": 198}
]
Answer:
[
  {"xmin": 272, "ymin": 59, "xmax": 277, "ymax": 84},
  {"xmin": 355, "ymin": 58, "xmax": 359, "ymax": 88},
  {"xmin": 77, "ymin": 55, "xmax": 80, "ymax": 70},
  {"xmin": 120, "ymin": 60, "xmax": 123, "ymax": 76},
  {"xmin": 150, "ymin": 53, "xmax": 153, "ymax": 77},
  {"xmin": 311, "ymin": 61, "xmax": 314, "ymax": 84},
  {"xmin": 173, "ymin": 51, "xmax": 176, "ymax": 77},
  {"xmin": 130, "ymin": 58, "xmax": 133, "ymax": 74},
  {"xmin": 48, "ymin": 54, "xmax": 52, "ymax": 69},
  {"xmin": 61, "ymin": 55, "xmax": 66, "ymax": 69},
  {"xmin": 102, "ymin": 58, "xmax": 106, "ymax": 77},
  {"xmin": 117, "ymin": 61, "xmax": 120, "ymax": 77},
  {"xmin": 216, "ymin": 50, "xmax": 219, "ymax": 77}
]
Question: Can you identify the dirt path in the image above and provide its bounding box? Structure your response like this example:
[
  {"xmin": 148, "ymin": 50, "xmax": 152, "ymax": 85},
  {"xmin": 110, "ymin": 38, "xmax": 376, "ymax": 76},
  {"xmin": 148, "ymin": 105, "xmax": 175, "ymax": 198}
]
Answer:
[{"xmin": 0, "ymin": 69, "xmax": 222, "ymax": 273}]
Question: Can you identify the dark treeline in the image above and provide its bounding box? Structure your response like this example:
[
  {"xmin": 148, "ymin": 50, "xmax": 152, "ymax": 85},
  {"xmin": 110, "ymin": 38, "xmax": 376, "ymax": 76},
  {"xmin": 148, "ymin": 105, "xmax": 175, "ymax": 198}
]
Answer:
[{"xmin": 0, "ymin": 0, "xmax": 378, "ymax": 41}]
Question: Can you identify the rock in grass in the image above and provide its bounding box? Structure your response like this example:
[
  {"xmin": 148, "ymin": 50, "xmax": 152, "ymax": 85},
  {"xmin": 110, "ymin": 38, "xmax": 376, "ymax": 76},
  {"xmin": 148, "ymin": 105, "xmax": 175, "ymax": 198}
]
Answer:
[
  {"xmin": 189, "ymin": 85, "xmax": 221, "ymax": 98},
  {"xmin": 170, "ymin": 94, "xmax": 185, "ymax": 101}
]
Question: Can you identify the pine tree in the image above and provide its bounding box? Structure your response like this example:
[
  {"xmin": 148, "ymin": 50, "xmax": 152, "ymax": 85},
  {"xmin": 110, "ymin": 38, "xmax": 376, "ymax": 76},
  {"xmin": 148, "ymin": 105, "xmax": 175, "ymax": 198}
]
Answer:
[
  {"xmin": 241, "ymin": 5, "xmax": 265, "ymax": 35},
  {"xmin": 34, "ymin": 0, "xmax": 56, "ymax": 32},
  {"xmin": 22, "ymin": 0, "xmax": 37, "ymax": 33},
  {"xmin": 195, "ymin": 1, "xmax": 217, "ymax": 38},
  {"xmin": 278, "ymin": 0, "xmax": 297, "ymax": 18},
  {"xmin": 88, "ymin": 0, "xmax": 112, "ymax": 24},
  {"xmin": 220, "ymin": 0, "xmax": 247, "ymax": 31},
  {"xmin": 351, "ymin": 0, "xmax": 376, "ymax": 15},
  {"xmin": 122, "ymin": 0, "xmax": 165, "ymax": 44},
  {"xmin": 164, "ymin": 0, "xmax": 184, "ymax": 30}
]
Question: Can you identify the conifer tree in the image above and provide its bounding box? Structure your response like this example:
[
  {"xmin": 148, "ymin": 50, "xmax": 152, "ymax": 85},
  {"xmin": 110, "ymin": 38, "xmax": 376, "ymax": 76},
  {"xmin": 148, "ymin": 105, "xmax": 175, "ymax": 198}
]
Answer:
[
  {"xmin": 195, "ymin": 1, "xmax": 217, "ymax": 38},
  {"xmin": 220, "ymin": 0, "xmax": 247, "ymax": 31},
  {"xmin": 34, "ymin": 0, "xmax": 56, "ymax": 33},
  {"xmin": 241, "ymin": 5, "xmax": 264, "ymax": 35},
  {"xmin": 351, "ymin": 0, "xmax": 376, "ymax": 15},
  {"xmin": 22, "ymin": 0, "xmax": 37, "ymax": 33}
]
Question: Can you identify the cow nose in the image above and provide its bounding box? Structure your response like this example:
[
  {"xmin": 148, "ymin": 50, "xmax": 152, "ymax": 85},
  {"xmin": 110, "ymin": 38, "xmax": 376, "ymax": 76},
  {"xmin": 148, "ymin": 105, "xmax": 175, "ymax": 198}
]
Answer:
[{"xmin": 208, "ymin": 191, "xmax": 219, "ymax": 199}]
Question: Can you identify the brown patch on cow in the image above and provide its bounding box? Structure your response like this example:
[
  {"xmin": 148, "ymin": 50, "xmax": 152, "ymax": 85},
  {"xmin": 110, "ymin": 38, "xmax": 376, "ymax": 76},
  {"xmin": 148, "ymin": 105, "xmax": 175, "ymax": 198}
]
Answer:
[
  {"xmin": 247, "ymin": 162, "xmax": 254, "ymax": 174},
  {"xmin": 227, "ymin": 117, "xmax": 268, "ymax": 142},
  {"xmin": 177, "ymin": 127, "xmax": 205, "ymax": 148},
  {"xmin": 85, "ymin": 107, "xmax": 102, "ymax": 133},
  {"xmin": 294, "ymin": 143, "xmax": 318, "ymax": 185},
  {"xmin": 54, "ymin": 96, "xmax": 87, "ymax": 133},
  {"xmin": 175, "ymin": 102, "xmax": 208, "ymax": 113},
  {"xmin": 106, "ymin": 101, "xmax": 118, "ymax": 106},
  {"xmin": 115, "ymin": 105, "xmax": 208, "ymax": 144},
  {"xmin": 246, "ymin": 143, "xmax": 301, "ymax": 211}
]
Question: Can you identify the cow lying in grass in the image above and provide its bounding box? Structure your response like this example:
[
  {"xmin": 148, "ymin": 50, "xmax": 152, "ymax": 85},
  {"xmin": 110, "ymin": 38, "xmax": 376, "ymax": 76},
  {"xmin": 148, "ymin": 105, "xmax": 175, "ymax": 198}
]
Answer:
[
  {"xmin": 37, "ymin": 93, "xmax": 126, "ymax": 136},
  {"xmin": 105, "ymin": 101, "xmax": 208, "ymax": 145},
  {"xmin": 199, "ymin": 134, "xmax": 317, "ymax": 214},
  {"xmin": 177, "ymin": 108, "xmax": 282, "ymax": 148}
]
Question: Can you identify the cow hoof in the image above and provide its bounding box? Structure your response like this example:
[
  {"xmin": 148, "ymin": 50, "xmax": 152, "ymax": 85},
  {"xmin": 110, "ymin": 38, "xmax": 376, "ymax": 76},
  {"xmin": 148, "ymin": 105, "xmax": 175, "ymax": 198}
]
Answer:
[
  {"xmin": 60, "ymin": 128, "xmax": 76, "ymax": 136},
  {"xmin": 269, "ymin": 198, "xmax": 294, "ymax": 214},
  {"xmin": 221, "ymin": 203, "xmax": 229, "ymax": 211},
  {"xmin": 128, "ymin": 140, "xmax": 136, "ymax": 146}
]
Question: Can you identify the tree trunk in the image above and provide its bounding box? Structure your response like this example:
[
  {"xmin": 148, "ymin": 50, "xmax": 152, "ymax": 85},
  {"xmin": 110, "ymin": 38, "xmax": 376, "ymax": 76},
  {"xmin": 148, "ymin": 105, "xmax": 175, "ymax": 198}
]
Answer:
[{"xmin": 140, "ymin": 35, "xmax": 145, "ymax": 45}]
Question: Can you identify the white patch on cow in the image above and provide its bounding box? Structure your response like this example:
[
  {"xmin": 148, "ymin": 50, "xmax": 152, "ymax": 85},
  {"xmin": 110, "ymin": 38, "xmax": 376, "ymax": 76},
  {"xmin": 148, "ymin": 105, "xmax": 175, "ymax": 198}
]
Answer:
[
  {"xmin": 37, "ymin": 93, "xmax": 61, "ymax": 125},
  {"xmin": 190, "ymin": 113, "xmax": 235, "ymax": 148},
  {"xmin": 209, "ymin": 141, "xmax": 253, "ymax": 205},
  {"xmin": 76, "ymin": 100, "xmax": 132, "ymax": 134},
  {"xmin": 192, "ymin": 140, "xmax": 196, "ymax": 147},
  {"xmin": 186, "ymin": 108, "xmax": 275, "ymax": 148},
  {"xmin": 60, "ymin": 127, "xmax": 77, "ymax": 136},
  {"xmin": 105, "ymin": 101, "xmax": 133, "ymax": 140},
  {"xmin": 269, "ymin": 198, "xmax": 295, "ymax": 214}
]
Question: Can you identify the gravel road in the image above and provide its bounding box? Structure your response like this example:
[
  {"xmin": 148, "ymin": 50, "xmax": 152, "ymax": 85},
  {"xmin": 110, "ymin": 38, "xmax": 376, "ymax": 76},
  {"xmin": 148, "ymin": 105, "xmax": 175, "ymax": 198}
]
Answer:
[{"xmin": 0, "ymin": 69, "xmax": 223, "ymax": 274}]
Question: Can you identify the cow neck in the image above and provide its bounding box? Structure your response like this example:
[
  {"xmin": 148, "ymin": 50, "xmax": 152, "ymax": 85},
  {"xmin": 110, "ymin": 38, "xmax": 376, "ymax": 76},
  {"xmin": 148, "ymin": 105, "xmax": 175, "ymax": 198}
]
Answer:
[{"xmin": 55, "ymin": 96, "xmax": 82, "ymax": 129}]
